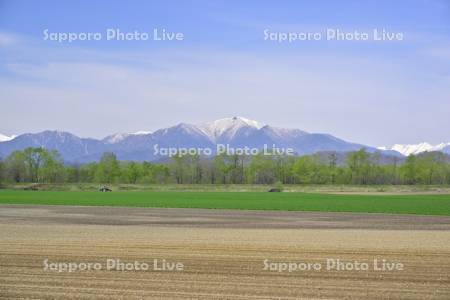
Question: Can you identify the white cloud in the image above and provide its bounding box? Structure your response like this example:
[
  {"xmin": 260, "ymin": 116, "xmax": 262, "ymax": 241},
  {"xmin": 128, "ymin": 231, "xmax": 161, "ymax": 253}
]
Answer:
[{"xmin": 0, "ymin": 31, "xmax": 20, "ymax": 47}]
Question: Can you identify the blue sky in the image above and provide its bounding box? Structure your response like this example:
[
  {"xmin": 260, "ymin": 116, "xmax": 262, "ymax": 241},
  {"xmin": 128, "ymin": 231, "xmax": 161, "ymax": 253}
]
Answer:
[{"xmin": 0, "ymin": 0, "xmax": 449, "ymax": 146}]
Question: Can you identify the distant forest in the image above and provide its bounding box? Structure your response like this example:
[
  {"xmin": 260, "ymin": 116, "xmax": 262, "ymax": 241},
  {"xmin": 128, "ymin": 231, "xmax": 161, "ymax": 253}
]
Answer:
[{"xmin": 1, "ymin": 147, "xmax": 450, "ymax": 185}]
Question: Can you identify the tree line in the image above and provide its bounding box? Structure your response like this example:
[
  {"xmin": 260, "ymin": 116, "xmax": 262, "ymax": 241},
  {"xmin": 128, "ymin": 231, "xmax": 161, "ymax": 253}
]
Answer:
[{"xmin": 1, "ymin": 147, "xmax": 450, "ymax": 185}]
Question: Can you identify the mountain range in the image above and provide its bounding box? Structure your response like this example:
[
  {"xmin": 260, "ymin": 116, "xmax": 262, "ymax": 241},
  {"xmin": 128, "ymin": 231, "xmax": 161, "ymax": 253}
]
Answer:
[
  {"xmin": 378, "ymin": 143, "xmax": 450, "ymax": 156},
  {"xmin": 1, "ymin": 116, "xmax": 445, "ymax": 163}
]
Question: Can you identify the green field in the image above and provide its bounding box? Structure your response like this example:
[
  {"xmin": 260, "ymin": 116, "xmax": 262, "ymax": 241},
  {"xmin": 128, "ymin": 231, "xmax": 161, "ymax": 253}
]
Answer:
[{"xmin": 1, "ymin": 190, "xmax": 450, "ymax": 215}]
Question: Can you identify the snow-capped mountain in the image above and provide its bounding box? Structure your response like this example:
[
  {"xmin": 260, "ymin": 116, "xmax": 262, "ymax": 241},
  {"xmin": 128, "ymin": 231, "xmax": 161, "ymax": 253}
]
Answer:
[
  {"xmin": 103, "ymin": 131, "xmax": 152, "ymax": 144},
  {"xmin": 0, "ymin": 133, "xmax": 16, "ymax": 142},
  {"xmin": 198, "ymin": 117, "xmax": 264, "ymax": 143},
  {"xmin": 379, "ymin": 142, "xmax": 450, "ymax": 156},
  {"xmin": 0, "ymin": 117, "xmax": 398, "ymax": 162},
  {"xmin": 152, "ymin": 123, "xmax": 214, "ymax": 148}
]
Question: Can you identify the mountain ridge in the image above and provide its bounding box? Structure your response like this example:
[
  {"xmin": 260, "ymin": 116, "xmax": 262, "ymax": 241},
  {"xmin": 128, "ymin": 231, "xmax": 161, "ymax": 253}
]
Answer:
[
  {"xmin": 0, "ymin": 117, "xmax": 404, "ymax": 162},
  {"xmin": 379, "ymin": 142, "xmax": 450, "ymax": 156}
]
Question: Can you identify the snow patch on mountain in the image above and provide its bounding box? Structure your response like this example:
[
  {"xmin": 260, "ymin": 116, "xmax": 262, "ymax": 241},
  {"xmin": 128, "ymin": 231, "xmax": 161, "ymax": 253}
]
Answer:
[
  {"xmin": 261, "ymin": 125, "xmax": 308, "ymax": 139},
  {"xmin": 379, "ymin": 142, "xmax": 450, "ymax": 156},
  {"xmin": 103, "ymin": 133, "xmax": 130, "ymax": 144},
  {"xmin": 198, "ymin": 116, "xmax": 263, "ymax": 142},
  {"xmin": 132, "ymin": 131, "xmax": 152, "ymax": 135},
  {"xmin": 103, "ymin": 131, "xmax": 152, "ymax": 144},
  {"xmin": 167, "ymin": 123, "xmax": 208, "ymax": 137},
  {"xmin": 0, "ymin": 133, "xmax": 16, "ymax": 142}
]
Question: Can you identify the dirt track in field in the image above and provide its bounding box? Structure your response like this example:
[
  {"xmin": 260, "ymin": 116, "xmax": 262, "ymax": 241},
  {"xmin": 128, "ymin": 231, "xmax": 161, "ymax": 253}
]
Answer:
[{"xmin": 1, "ymin": 205, "xmax": 450, "ymax": 299}]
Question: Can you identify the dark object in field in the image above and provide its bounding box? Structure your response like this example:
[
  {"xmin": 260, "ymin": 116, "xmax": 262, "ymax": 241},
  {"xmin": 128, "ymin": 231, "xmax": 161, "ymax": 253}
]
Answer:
[
  {"xmin": 268, "ymin": 188, "xmax": 281, "ymax": 192},
  {"xmin": 23, "ymin": 185, "xmax": 39, "ymax": 191},
  {"xmin": 99, "ymin": 186, "xmax": 112, "ymax": 192}
]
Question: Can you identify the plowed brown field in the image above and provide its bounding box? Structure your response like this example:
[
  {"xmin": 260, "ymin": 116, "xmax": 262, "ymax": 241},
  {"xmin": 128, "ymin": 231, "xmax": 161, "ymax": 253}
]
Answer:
[{"xmin": 1, "ymin": 205, "xmax": 449, "ymax": 299}]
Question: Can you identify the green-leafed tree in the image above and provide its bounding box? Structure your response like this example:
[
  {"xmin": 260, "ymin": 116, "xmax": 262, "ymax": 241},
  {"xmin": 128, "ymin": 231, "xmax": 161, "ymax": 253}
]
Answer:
[
  {"xmin": 95, "ymin": 152, "xmax": 120, "ymax": 183},
  {"xmin": 122, "ymin": 161, "xmax": 142, "ymax": 184},
  {"xmin": 346, "ymin": 149, "xmax": 371, "ymax": 184},
  {"xmin": 39, "ymin": 150, "xmax": 65, "ymax": 183},
  {"xmin": 400, "ymin": 155, "xmax": 418, "ymax": 184},
  {"xmin": 247, "ymin": 153, "xmax": 275, "ymax": 184},
  {"xmin": 4, "ymin": 151, "xmax": 26, "ymax": 182}
]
